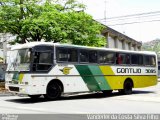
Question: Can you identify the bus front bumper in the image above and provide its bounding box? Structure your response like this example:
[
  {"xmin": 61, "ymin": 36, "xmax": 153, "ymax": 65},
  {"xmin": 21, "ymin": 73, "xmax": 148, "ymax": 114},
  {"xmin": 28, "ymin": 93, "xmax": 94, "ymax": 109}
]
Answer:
[{"xmin": 5, "ymin": 84, "xmax": 46, "ymax": 95}]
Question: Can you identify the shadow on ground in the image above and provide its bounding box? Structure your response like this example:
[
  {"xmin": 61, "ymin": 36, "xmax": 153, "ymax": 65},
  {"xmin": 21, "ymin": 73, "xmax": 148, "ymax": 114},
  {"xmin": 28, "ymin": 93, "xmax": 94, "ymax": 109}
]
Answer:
[{"xmin": 5, "ymin": 90, "xmax": 155, "ymax": 104}]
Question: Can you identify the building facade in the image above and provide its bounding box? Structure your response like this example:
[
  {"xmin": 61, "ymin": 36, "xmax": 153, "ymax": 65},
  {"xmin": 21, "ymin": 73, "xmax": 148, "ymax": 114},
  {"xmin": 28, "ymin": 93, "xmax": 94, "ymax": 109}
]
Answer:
[{"xmin": 102, "ymin": 27, "xmax": 142, "ymax": 51}]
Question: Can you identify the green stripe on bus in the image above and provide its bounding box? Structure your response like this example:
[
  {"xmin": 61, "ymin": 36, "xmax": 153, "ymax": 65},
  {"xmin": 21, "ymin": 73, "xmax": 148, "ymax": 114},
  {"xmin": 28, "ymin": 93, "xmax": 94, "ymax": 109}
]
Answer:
[
  {"xmin": 75, "ymin": 65, "xmax": 101, "ymax": 91},
  {"xmin": 12, "ymin": 72, "xmax": 24, "ymax": 83},
  {"xmin": 88, "ymin": 66, "xmax": 111, "ymax": 90},
  {"xmin": 12, "ymin": 72, "xmax": 19, "ymax": 81}
]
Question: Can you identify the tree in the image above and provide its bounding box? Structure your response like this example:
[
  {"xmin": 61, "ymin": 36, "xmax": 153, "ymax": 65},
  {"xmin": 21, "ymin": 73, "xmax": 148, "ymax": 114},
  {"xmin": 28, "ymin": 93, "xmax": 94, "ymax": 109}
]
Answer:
[
  {"xmin": 142, "ymin": 39, "xmax": 160, "ymax": 58},
  {"xmin": 0, "ymin": 0, "xmax": 106, "ymax": 47}
]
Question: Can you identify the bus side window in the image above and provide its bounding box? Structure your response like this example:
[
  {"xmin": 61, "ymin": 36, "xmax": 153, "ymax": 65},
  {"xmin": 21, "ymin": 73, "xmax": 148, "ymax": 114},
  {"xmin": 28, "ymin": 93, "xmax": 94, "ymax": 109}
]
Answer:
[
  {"xmin": 89, "ymin": 51, "xmax": 97, "ymax": 63},
  {"xmin": 117, "ymin": 54, "xmax": 122, "ymax": 64},
  {"xmin": 33, "ymin": 52, "xmax": 53, "ymax": 71},
  {"xmin": 99, "ymin": 52, "xmax": 115, "ymax": 64},
  {"xmin": 68, "ymin": 49, "xmax": 78, "ymax": 62},
  {"xmin": 116, "ymin": 53, "xmax": 129, "ymax": 65},
  {"xmin": 144, "ymin": 55, "xmax": 156, "ymax": 66},
  {"xmin": 57, "ymin": 48, "xmax": 78, "ymax": 63},
  {"xmin": 99, "ymin": 52, "xmax": 105, "ymax": 63},
  {"xmin": 126, "ymin": 54, "xmax": 130, "ymax": 64},
  {"xmin": 39, "ymin": 52, "xmax": 52, "ymax": 64},
  {"xmin": 57, "ymin": 48, "xmax": 68, "ymax": 62},
  {"xmin": 33, "ymin": 52, "xmax": 39, "ymax": 63},
  {"xmin": 131, "ymin": 54, "xmax": 143, "ymax": 65},
  {"xmin": 150, "ymin": 56, "xmax": 156, "ymax": 66},
  {"xmin": 144, "ymin": 56, "xmax": 149, "ymax": 66},
  {"xmin": 80, "ymin": 50, "xmax": 89, "ymax": 63}
]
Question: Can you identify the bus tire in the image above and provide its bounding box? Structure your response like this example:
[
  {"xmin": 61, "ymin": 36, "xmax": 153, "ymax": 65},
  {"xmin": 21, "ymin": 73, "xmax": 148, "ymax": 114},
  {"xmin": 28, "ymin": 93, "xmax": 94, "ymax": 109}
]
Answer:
[
  {"xmin": 102, "ymin": 90, "xmax": 113, "ymax": 95},
  {"xmin": 28, "ymin": 95, "xmax": 41, "ymax": 99},
  {"xmin": 44, "ymin": 82, "xmax": 62, "ymax": 100},
  {"xmin": 119, "ymin": 80, "xmax": 133, "ymax": 95}
]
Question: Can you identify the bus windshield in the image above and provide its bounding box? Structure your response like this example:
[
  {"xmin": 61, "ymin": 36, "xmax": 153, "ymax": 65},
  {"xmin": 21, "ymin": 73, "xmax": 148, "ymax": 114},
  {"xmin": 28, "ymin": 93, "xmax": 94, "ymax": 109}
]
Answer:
[{"xmin": 7, "ymin": 49, "xmax": 31, "ymax": 71}]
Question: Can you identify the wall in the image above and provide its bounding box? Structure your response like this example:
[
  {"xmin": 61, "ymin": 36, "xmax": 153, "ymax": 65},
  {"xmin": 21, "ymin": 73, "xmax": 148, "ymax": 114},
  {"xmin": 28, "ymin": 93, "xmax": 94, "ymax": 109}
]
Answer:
[{"xmin": 107, "ymin": 36, "xmax": 115, "ymax": 48}]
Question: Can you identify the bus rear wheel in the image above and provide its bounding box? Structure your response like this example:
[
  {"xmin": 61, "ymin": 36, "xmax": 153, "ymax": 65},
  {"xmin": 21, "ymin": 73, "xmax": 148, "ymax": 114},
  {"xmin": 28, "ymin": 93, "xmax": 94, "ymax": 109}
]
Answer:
[
  {"xmin": 44, "ymin": 82, "xmax": 62, "ymax": 100},
  {"xmin": 119, "ymin": 80, "xmax": 133, "ymax": 95}
]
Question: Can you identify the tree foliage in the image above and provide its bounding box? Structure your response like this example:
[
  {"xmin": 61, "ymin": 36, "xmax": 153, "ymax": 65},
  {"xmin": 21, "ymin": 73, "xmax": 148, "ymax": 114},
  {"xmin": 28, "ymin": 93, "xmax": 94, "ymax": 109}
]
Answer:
[
  {"xmin": 0, "ymin": 0, "xmax": 106, "ymax": 47},
  {"xmin": 142, "ymin": 39, "xmax": 160, "ymax": 58}
]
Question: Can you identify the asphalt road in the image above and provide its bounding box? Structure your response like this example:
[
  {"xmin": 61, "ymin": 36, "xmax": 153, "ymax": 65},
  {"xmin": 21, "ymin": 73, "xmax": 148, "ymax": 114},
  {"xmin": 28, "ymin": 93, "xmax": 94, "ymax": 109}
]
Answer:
[{"xmin": 0, "ymin": 83, "xmax": 160, "ymax": 114}]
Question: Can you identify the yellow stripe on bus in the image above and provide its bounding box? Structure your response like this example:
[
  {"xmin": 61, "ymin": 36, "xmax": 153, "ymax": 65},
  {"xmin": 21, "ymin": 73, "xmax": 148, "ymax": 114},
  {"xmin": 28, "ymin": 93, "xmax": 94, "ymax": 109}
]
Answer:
[
  {"xmin": 104, "ymin": 76, "xmax": 157, "ymax": 90},
  {"xmin": 19, "ymin": 74, "xmax": 24, "ymax": 83},
  {"xmin": 99, "ymin": 66, "xmax": 157, "ymax": 89},
  {"xmin": 99, "ymin": 66, "xmax": 115, "ymax": 75}
]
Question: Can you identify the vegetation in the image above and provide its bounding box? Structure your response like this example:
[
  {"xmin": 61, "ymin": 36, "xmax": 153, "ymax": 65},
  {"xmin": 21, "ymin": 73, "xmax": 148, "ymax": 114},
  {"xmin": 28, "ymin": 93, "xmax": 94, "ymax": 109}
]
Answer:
[
  {"xmin": 0, "ymin": 0, "xmax": 106, "ymax": 47},
  {"xmin": 142, "ymin": 39, "xmax": 160, "ymax": 58}
]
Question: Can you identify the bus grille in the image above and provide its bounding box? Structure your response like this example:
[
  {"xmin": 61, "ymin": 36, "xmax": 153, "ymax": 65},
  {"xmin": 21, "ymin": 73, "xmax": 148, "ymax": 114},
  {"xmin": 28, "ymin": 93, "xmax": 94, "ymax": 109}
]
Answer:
[{"xmin": 9, "ymin": 87, "xmax": 19, "ymax": 92}]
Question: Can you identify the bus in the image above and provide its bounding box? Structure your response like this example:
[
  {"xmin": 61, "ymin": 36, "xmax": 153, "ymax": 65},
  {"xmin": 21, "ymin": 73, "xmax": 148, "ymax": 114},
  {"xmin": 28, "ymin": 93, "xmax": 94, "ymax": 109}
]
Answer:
[{"xmin": 5, "ymin": 42, "xmax": 158, "ymax": 100}]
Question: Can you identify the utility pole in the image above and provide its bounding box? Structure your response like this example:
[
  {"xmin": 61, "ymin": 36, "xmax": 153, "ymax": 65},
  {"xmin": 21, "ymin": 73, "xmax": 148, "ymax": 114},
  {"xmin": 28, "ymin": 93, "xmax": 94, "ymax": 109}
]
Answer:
[{"xmin": 104, "ymin": 0, "xmax": 107, "ymax": 25}]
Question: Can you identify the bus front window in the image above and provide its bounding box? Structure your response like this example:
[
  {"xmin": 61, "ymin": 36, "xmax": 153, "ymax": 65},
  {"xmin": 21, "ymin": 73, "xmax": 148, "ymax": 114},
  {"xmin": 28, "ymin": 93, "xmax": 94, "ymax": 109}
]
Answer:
[{"xmin": 7, "ymin": 49, "xmax": 31, "ymax": 71}]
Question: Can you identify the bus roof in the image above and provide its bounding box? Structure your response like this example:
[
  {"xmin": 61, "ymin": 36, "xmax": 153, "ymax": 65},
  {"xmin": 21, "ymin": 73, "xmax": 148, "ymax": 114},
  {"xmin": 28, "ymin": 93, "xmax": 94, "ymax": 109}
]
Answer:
[
  {"xmin": 55, "ymin": 43, "xmax": 156, "ymax": 55},
  {"xmin": 11, "ymin": 42, "xmax": 54, "ymax": 50},
  {"xmin": 10, "ymin": 42, "xmax": 156, "ymax": 55}
]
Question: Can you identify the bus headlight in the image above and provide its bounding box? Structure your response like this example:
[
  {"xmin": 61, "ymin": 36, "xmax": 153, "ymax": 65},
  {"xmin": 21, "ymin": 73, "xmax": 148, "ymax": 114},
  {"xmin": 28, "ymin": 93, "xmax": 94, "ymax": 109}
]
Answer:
[
  {"xmin": 20, "ymin": 82, "xmax": 28, "ymax": 85},
  {"xmin": 25, "ymin": 82, "xmax": 28, "ymax": 85},
  {"xmin": 20, "ymin": 88, "xmax": 25, "ymax": 92},
  {"xmin": 8, "ymin": 81, "xmax": 12, "ymax": 84}
]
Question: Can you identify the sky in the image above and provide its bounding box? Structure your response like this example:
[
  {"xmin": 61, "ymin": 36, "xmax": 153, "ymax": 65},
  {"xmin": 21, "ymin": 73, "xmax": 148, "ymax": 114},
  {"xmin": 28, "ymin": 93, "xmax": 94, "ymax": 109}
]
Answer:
[{"xmin": 79, "ymin": 0, "xmax": 160, "ymax": 43}]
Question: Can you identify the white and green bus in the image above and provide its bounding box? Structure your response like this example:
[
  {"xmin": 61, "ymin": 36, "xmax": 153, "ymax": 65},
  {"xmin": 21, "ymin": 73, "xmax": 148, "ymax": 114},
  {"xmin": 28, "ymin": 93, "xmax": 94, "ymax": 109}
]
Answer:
[{"xmin": 5, "ymin": 42, "xmax": 158, "ymax": 100}]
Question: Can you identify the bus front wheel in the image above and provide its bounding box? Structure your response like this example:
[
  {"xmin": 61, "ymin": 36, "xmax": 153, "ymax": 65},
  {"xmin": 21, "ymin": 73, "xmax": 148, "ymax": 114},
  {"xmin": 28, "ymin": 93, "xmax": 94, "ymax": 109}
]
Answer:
[
  {"xmin": 119, "ymin": 80, "xmax": 133, "ymax": 95},
  {"xmin": 44, "ymin": 82, "xmax": 62, "ymax": 100},
  {"xmin": 28, "ymin": 95, "xmax": 41, "ymax": 99}
]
